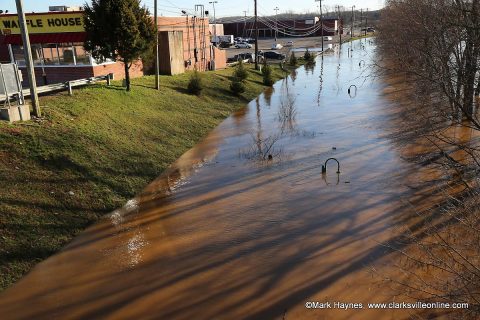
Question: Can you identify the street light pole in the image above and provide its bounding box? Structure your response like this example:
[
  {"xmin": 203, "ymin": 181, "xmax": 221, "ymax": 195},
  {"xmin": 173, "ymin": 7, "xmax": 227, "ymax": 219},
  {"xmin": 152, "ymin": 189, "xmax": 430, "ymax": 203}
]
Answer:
[
  {"xmin": 154, "ymin": 0, "xmax": 159, "ymax": 90},
  {"xmin": 351, "ymin": 5, "xmax": 355, "ymax": 38},
  {"xmin": 209, "ymin": 1, "xmax": 218, "ymax": 43},
  {"xmin": 209, "ymin": 1, "xmax": 218, "ymax": 64},
  {"xmin": 274, "ymin": 7, "xmax": 279, "ymax": 42},
  {"xmin": 15, "ymin": 0, "xmax": 40, "ymax": 117}
]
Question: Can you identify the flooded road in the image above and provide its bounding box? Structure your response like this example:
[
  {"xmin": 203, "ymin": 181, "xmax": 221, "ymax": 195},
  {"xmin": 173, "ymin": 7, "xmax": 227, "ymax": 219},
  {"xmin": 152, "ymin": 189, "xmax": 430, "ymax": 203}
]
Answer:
[{"xmin": 0, "ymin": 40, "xmax": 451, "ymax": 319}]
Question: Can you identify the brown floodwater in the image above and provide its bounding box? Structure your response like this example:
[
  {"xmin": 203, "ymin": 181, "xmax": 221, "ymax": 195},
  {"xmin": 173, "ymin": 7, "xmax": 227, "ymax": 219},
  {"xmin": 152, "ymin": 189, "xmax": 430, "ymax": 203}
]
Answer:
[{"xmin": 0, "ymin": 40, "xmax": 469, "ymax": 319}]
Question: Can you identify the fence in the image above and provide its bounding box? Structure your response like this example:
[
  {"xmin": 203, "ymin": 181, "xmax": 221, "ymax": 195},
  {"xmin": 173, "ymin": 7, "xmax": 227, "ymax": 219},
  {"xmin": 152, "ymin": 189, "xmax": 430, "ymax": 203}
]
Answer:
[
  {"xmin": 0, "ymin": 63, "xmax": 24, "ymax": 108},
  {"xmin": 0, "ymin": 72, "xmax": 113, "ymax": 105}
]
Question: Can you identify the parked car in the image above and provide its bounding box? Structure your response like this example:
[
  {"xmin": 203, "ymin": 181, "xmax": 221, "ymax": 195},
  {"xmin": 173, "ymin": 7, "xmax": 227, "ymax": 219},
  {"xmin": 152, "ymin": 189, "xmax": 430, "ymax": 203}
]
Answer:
[
  {"xmin": 284, "ymin": 41, "xmax": 294, "ymax": 47},
  {"xmin": 235, "ymin": 42, "xmax": 252, "ymax": 49},
  {"xmin": 323, "ymin": 36, "xmax": 333, "ymax": 41},
  {"xmin": 240, "ymin": 53, "xmax": 256, "ymax": 63},
  {"xmin": 219, "ymin": 41, "xmax": 232, "ymax": 48},
  {"xmin": 271, "ymin": 43, "xmax": 283, "ymax": 50},
  {"xmin": 245, "ymin": 38, "xmax": 255, "ymax": 44},
  {"xmin": 227, "ymin": 53, "xmax": 251, "ymax": 63},
  {"xmin": 262, "ymin": 51, "xmax": 286, "ymax": 60}
]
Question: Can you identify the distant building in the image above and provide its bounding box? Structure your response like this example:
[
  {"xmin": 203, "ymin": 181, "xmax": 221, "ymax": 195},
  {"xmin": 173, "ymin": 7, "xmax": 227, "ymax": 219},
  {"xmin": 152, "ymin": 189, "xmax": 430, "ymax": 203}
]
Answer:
[
  {"xmin": 222, "ymin": 17, "xmax": 342, "ymax": 38},
  {"xmin": 49, "ymin": 6, "xmax": 84, "ymax": 12}
]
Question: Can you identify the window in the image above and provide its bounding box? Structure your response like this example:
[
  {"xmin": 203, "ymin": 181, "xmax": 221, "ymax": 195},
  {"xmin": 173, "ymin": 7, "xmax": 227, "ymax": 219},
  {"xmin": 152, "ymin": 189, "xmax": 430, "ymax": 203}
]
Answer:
[{"xmin": 11, "ymin": 43, "xmax": 95, "ymax": 66}]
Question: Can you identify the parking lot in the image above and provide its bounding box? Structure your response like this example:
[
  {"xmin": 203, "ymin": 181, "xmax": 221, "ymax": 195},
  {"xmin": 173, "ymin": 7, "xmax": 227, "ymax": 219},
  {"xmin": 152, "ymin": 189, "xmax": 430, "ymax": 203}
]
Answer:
[{"xmin": 221, "ymin": 36, "xmax": 339, "ymax": 62}]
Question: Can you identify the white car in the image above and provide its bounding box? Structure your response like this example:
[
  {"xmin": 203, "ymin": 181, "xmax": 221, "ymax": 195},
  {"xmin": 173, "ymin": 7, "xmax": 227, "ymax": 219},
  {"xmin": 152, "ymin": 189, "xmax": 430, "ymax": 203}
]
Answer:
[
  {"xmin": 235, "ymin": 42, "xmax": 252, "ymax": 49},
  {"xmin": 284, "ymin": 41, "xmax": 294, "ymax": 47},
  {"xmin": 323, "ymin": 36, "xmax": 333, "ymax": 41},
  {"xmin": 271, "ymin": 43, "xmax": 283, "ymax": 50}
]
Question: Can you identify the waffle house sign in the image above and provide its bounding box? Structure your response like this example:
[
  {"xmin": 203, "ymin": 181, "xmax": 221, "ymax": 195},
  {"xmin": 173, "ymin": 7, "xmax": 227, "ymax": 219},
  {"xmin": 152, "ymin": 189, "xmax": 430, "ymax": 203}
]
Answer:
[{"xmin": 0, "ymin": 12, "xmax": 84, "ymax": 35}]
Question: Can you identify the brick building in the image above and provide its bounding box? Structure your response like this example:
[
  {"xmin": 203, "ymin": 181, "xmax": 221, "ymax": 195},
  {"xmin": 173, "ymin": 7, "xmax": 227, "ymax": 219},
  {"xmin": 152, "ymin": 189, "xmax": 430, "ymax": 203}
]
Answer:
[
  {"xmin": 223, "ymin": 17, "xmax": 341, "ymax": 38},
  {"xmin": 157, "ymin": 17, "xmax": 226, "ymax": 72}
]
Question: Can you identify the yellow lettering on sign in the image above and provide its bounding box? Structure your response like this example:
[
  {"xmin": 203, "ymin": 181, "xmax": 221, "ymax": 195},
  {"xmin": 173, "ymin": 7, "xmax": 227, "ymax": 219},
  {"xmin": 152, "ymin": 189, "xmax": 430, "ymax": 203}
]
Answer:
[{"xmin": 0, "ymin": 13, "xmax": 84, "ymax": 35}]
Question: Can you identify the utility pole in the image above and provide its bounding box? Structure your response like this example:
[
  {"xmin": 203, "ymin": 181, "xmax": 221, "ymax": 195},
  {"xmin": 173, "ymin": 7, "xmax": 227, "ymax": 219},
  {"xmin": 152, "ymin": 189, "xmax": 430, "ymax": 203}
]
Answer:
[
  {"xmin": 360, "ymin": 8, "xmax": 363, "ymax": 37},
  {"xmin": 154, "ymin": 0, "xmax": 159, "ymax": 90},
  {"xmin": 365, "ymin": 8, "xmax": 368, "ymax": 36},
  {"xmin": 336, "ymin": 5, "xmax": 342, "ymax": 44},
  {"xmin": 274, "ymin": 7, "xmax": 279, "ymax": 42},
  {"xmin": 315, "ymin": 0, "xmax": 323, "ymax": 53},
  {"xmin": 254, "ymin": 0, "xmax": 259, "ymax": 70},
  {"xmin": 351, "ymin": 5, "xmax": 355, "ymax": 38},
  {"xmin": 15, "ymin": 0, "xmax": 40, "ymax": 117},
  {"xmin": 243, "ymin": 10, "xmax": 247, "ymax": 39}
]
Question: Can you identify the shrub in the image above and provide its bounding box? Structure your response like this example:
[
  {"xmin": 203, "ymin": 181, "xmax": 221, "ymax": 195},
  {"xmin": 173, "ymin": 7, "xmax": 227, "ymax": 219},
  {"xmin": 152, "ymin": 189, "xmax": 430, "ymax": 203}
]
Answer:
[
  {"xmin": 262, "ymin": 62, "xmax": 274, "ymax": 86},
  {"xmin": 289, "ymin": 52, "xmax": 297, "ymax": 66},
  {"xmin": 233, "ymin": 60, "xmax": 248, "ymax": 81},
  {"xmin": 230, "ymin": 78, "xmax": 246, "ymax": 95},
  {"xmin": 187, "ymin": 70, "xmax": 203, "ymax": 95}
]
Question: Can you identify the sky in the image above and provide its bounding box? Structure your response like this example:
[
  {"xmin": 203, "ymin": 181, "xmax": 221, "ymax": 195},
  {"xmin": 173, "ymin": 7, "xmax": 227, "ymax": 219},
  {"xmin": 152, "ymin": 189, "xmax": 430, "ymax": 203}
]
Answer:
[{"xmin": 1, "ymin": 0, "xmax": 385, "ymax": 18}]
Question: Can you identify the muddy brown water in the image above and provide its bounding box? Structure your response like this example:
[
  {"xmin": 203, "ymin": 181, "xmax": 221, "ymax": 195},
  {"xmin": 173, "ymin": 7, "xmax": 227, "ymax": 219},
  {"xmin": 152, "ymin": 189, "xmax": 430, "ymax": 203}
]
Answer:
[{"xmin": 0, "ymin": 40, "xmax": 468, "ymax": 319}]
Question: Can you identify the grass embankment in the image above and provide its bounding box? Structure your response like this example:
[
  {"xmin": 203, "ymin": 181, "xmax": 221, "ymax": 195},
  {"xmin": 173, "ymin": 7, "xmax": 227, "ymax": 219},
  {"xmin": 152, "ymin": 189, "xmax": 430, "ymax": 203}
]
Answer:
[
  {"xmin": 342, "ymin": 33, "xmax": 375, "ymax": 43},
  {"xmin": 0, "ymin": 64, "xmax": 295, "ymax": 290}
]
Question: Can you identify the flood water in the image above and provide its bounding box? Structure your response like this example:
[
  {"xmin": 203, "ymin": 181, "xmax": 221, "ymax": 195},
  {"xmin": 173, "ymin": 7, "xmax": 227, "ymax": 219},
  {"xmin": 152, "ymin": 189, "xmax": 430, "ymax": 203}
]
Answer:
[{"xmin": 0, "ymin": 40, "xmax": 459, "ymax": 319}]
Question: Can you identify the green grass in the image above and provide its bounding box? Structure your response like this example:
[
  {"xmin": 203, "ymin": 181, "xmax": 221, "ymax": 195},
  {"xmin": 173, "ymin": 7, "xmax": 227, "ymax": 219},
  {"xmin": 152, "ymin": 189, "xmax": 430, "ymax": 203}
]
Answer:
[
  {"xmin": 0, "ymin": 64, "xmax": 295, "ymax": 290},
  {"xmin": 342, "ymin": 33, "xmax": 375, "ymax": 43}
]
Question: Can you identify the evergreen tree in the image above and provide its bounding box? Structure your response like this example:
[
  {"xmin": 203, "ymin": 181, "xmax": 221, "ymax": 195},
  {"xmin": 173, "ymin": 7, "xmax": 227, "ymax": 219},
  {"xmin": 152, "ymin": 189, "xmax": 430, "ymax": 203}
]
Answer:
[{"xmin": 83, "ymin": 0, "xmax": 156, "ymax": 91}]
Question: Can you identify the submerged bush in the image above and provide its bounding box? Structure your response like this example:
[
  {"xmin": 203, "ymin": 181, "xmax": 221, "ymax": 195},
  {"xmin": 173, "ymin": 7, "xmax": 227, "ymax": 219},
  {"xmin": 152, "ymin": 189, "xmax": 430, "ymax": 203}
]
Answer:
[
  {"xmin": 303, "ymin": 49, "xmax": 316, "ymax": 64},
  {"xmin": 289, "ymin": 52, "xmax": 297, "ymax": 66},
  {"xmin": 187, "ymin": 70, "xmax": 203, "ymax": 95}
]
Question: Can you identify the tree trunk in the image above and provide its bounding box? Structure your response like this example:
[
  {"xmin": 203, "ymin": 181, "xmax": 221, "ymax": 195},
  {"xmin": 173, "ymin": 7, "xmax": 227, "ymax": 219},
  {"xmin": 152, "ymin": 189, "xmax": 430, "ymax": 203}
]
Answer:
[
  {"xmin": 124, "ymin": 61, "xmax": 131, "ymax": 92},
  {"xmin": 462, "ymin": 0, "xmax": 480, "ymax": 118}
]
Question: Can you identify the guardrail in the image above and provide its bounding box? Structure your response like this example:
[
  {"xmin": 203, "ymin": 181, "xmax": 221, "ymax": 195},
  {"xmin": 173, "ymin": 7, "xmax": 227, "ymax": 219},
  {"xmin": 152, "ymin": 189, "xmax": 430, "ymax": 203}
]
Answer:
[{"xmin": 0, "ymin": 73, "xmax": 113, "ymax": 103}]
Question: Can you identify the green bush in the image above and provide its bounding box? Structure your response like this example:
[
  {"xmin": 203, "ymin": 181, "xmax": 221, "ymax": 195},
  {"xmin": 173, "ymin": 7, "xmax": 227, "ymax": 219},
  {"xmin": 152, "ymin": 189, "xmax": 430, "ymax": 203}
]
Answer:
[
  {"xmin": 187, "ymin": 70, "xmax": 203, "ymax": 95},
  {"xmin": 289, "ymin": 52, "xmax": 297, "ymax": 66},
  {"xmin": 230, "ymin": 78, "xmax": 246, "ymax": 95},
  {"xmin": 262, "ymin": 62, "xmax": 274, "ymax": 86},
  {"xmin": 233, "ymin": 60, "xmax": 249, "ymax": 81}
]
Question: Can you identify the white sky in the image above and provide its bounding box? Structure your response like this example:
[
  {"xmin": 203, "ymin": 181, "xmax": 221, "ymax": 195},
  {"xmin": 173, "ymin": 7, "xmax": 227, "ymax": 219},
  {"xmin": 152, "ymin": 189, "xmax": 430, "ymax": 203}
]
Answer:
[{"xmin": 2, "ymin": 1, "xmax": 384, "ymax": 18}]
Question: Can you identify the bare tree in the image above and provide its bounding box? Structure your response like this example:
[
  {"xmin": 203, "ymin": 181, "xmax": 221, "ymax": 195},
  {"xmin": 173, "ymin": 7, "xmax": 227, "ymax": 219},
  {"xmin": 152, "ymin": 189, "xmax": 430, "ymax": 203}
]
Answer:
[{"xmin": 377, "ymin": 1, "xmax": 480, "ymax": 318}]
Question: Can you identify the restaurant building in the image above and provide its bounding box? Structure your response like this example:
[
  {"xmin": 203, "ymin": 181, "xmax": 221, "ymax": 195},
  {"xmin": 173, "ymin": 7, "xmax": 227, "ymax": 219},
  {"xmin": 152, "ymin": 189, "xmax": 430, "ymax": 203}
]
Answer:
[{"xmin": 0, "ymin": 8, "xmax": 143, "ymax": 86}]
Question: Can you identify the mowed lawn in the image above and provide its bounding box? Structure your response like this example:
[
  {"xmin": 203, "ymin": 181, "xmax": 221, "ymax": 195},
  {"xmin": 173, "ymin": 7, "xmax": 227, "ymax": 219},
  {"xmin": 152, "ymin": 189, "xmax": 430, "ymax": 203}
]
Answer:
[{"xmin": 0, "ymin": 64, "xmax": 295, "ymax": 290}]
